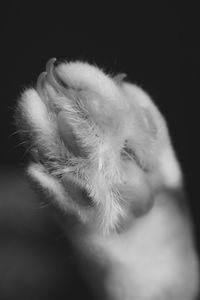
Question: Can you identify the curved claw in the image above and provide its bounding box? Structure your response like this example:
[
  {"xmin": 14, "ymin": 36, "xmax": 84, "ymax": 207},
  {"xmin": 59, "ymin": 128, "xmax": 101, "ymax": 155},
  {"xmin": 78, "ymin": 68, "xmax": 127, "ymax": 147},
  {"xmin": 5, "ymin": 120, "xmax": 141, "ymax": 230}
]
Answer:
[
  {"xmin": 37, "ymin": 58, "xmax": 72, "ymax": 105},
  {"xmin": 46, "ymin": 57, "xmax": 57, "ymax": 71},
  {"xmin": 45, "ymin": 58, "xmax": 61, "ymax": 92},
  {"xmin": 45, "ymin": 58, "xmax": 70, "ymax": 98},
  {"xmin": 36, "ymin": 71, "xmax": 47, "ymax": 99}
]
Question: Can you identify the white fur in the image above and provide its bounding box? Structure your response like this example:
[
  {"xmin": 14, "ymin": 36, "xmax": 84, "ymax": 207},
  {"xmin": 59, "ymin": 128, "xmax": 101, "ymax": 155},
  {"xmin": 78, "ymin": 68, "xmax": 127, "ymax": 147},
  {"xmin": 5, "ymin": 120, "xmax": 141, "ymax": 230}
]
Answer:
[
  {"xmin": 28, "ymin": 163, "xmax": 90, "ymax": 223},
  {"xmin": 92, "ymin": 194, "xmax": 199, "ymax": 300},
  {"xmin": 20, "ymin": 89, "xmax": 55, "ymax": 135},
  {"xmin": 159, "ymin": 147, "xmax": 182, "ymax": 187},
  {"xmin": 16, "ymin": 60, "xmax": 199, "ymax": 300},
  {"xmin": 57, "ymin": 61, "xmax": 121, "ymax": 101},
  {"xmin": 28, "ymin": 163, "xmax": 68, "ymax": 209}
]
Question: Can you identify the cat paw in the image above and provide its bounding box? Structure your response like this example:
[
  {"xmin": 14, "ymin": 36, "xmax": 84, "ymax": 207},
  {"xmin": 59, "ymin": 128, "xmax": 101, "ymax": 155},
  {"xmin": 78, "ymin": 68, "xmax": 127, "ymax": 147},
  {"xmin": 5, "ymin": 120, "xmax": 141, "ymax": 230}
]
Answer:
[{"xmin": 16, "ymin": 58, "xmax": 182, "ymax": 234}]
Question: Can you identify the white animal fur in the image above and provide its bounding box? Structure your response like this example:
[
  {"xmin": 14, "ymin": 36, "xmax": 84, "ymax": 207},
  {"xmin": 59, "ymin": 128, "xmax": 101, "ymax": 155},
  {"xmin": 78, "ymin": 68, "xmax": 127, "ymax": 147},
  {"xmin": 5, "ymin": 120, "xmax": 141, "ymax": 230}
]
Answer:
[{"xmin": 16, "ymin": 59, "xmax": 199, "ymax": 299}]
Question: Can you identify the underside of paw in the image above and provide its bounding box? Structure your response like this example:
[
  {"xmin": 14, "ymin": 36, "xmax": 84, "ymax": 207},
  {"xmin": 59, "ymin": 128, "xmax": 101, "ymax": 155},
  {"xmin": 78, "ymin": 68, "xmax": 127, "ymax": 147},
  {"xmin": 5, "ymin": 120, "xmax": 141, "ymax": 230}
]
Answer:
[{"xmin": 16, "ymin": 58, "xmax": 182, "ymax": 235}]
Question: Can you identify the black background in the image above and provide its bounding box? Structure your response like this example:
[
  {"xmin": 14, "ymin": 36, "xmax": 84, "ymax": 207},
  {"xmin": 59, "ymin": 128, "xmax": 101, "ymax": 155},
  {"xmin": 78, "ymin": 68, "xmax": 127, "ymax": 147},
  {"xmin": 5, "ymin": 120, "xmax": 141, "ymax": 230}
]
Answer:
[{"xmin": 0, "ymin": 1, "xmax": 199, "ymax": 299}]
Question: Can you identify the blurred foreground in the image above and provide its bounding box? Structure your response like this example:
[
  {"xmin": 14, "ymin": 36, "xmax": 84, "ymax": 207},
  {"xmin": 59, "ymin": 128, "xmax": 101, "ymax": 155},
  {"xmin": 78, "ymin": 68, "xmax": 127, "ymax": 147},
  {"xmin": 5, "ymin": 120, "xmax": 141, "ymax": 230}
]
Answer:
[{"xmin": 0, "ymin": 169, "xmax": 94, "ymax": 300}]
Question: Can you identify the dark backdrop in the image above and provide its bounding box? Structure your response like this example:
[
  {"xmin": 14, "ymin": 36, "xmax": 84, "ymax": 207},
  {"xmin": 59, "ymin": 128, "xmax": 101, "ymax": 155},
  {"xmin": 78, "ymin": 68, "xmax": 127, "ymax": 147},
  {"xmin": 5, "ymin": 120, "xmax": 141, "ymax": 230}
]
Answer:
[{"xmin": 0, "ymin": 1, "xmax": 199, "ymax": 299}]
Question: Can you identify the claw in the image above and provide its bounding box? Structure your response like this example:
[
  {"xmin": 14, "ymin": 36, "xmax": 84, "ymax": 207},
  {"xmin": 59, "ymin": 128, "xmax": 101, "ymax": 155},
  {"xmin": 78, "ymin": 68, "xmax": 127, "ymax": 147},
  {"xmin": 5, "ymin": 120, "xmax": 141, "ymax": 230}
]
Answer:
[
  {"xmin": 46, "ymin": 57, "xmax": 57, "ymax": 71},
  {"xmin": 46, "ymin": 58, "xmax": 60, "ymax": 91},
  {"xmin": 36, "ymin": 58, "xmax": 74, "ymax": 107},
  {"xmin": 36, "ymin": 58, "xmax": 64, "ymax": 102},
  {"xmin": 45, "ymin": 58, "xmax": 69, "ymax": 97},
  {"xmin": 36, "ymin": 71, "xmax": 47, "ymax": 100}
]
